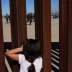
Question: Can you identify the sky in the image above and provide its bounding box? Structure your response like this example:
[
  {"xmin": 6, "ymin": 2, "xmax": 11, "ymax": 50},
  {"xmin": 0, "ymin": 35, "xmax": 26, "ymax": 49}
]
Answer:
[
  {"xmin": 51, "ymin": 0, "xmax": 59, "ymax": 13},
  {"xmin": 1, "ymin": 0, "xmax": 59, "ymax": 15},
  {"xmin": 1, "ymin": 0, "xmax": 10, "ymax": 15}
]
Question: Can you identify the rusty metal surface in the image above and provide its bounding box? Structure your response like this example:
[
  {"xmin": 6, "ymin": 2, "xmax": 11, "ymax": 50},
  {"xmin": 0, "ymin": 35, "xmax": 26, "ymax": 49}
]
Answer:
[
  {"xmin": 35, "ymin": 0, "xmax": 51, "ymax": 72},
  {"xmin": 68, "ymin": 0, "xmax": 72, "ymax": 71},
  {"xmin": 10, "ymin": 0, "xmax": 27, "ymax": 72},
  {"xmin": 0, "ymin": 0, "xmax": 5, "ymax": 72},
  {"xmin": 59, "ymin": 0, "xmax": 69, "ymax": 72},
  {"xmin": 10, "ymin": 0, "xmax": 18, "ymax": 47},
  {"xmin": 10, "ymin": 0, "xmax": 27, "ymax": 48}
]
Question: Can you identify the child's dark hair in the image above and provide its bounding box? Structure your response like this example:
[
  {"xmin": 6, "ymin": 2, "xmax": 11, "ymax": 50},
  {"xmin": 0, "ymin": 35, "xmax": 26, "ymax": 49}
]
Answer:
[{"xmin": 22, "ymin": 39, "xmax": 42, "ymax": 59}]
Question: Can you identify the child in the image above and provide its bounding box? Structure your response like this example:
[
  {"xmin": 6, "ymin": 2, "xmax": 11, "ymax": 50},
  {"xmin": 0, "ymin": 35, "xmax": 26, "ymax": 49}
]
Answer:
[{"xmin": 5, "ymin": 39, "xmax": 43, "ymax": 72}]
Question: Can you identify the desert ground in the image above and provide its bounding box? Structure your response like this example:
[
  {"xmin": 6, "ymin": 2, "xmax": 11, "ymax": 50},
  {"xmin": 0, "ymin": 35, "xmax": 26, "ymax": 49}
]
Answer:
[{"xmin": 2, "ymin": 16, "xmax": 59, "ymax": 42}]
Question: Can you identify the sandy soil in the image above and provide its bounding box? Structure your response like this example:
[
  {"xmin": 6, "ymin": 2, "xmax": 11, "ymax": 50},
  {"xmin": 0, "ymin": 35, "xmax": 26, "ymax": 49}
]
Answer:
[{"xmin": 2, "ymin": 17, "xmax": 59, "ymax": 42}]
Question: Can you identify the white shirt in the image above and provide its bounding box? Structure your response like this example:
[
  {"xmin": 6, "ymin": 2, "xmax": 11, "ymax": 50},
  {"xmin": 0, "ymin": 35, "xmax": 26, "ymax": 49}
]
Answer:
[{"xmin": 18, "ymin": 54, "xmax": 43, "ymax": 72}]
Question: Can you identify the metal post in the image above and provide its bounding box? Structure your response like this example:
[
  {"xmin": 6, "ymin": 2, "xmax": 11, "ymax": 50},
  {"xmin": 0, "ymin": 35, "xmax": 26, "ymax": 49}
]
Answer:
[
  {"xmin": 10, "ymin": 0, "xmax": 27, "ymax": 48},
  {"xmin": 68, "ymin": 0, "xmax": 72, "ymax": 71},
  {"xmin": 0, "ymin": 0, "xmax": 5, "ymax": 72},
  {"xmin": 35, "ymin": 0, "xmax": 51, "ymax": 72},
  {"xmin": 10, "ymin": 0, "xmax": 27, "ymax": 72},
  {"xmin": 60, "ymin": 0, "xmax": 69, "ymax": 72}
]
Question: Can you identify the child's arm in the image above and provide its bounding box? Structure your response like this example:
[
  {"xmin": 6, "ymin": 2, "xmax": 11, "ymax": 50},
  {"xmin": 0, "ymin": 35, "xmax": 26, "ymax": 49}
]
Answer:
[
  {"xmin": 6, "ymin": 47, "xmax": 23, "ymax": 54},
  {"xmin": 5, "ymin": 47, "xmax": 23, "ymax": 61}
]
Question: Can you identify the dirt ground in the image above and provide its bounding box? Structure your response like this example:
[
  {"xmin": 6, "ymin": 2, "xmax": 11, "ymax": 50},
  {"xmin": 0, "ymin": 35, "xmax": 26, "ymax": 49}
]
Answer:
[{"xmin": 2, "ymin": 17, "xmax": 59, "ymax": 42}]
